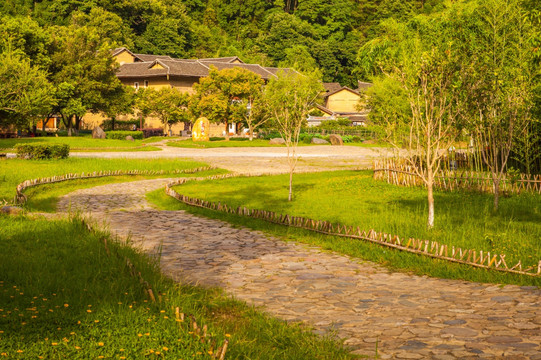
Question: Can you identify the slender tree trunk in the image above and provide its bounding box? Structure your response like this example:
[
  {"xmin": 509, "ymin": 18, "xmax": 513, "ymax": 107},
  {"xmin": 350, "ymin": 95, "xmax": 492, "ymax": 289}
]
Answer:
[
  {"xmin": 427, "ymin": 168, "xmax": 435, "ymax": 229},
  {"xmin": 112, "ymin": 117, "xmax": 116, "ymax": 131},
  {"xmin": 493, "ymin": 178, "xmax": 500, "ymax": 211},
  {"xmin": 289, "ymin": 169, "xmax": 293, "ymax": 201},
  {"xmin": 248, "ymin": 124, "xmax": 254, "ymax": 141},
  {"xmin": 224, "ymin": 120, "xmax": 229, "ymax": 141}
]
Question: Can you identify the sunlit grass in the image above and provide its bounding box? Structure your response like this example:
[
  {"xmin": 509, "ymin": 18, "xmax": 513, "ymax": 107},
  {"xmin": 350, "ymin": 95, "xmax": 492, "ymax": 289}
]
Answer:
[
  {"xmin": 0, "ymin": 158, "xmax": 209, "ymax": 203},
  {"xmin": 0, "ymin": 216, "xmax": 354, "ymax": 359},
  {"xmin": 0, "ymin": 136, "xmax": 165, "ymax": 152},
  {"xmin": 167, "ymin": 139, "xmax": 284, "ymax": 148},
  {"xmin": 148, "ymin": 170, "xmax": 541, "ymax": 286}
]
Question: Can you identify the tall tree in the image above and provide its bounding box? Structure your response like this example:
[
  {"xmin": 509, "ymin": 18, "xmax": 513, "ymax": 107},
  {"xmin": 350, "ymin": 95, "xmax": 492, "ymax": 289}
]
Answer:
[
  {"xmin": 459, "ymin": 0, "xmax": 538, "ymax": 210},
  {"xmin": 359, "ymin": 15, "xmax": 462, "ymax": 229},
  {"xmin": 138, "ymin": 87, "xmax": 190, "ymax": 134},
  {"xmin": 48, "ymin": 22, "xmax": 125, "ymax": 135},
  {"xmin": 0, "ymin": 46, "xmax": 54, "ymax": 129},
  {"xmin": 263, "ymin": 71, "xmax": 322, "ymax": 201},
  {"xmin": 190, "ymin": 66, "xmax": 263, "ymax": 140}
]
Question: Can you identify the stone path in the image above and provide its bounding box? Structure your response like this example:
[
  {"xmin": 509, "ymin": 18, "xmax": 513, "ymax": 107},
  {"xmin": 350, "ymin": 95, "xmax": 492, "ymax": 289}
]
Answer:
[{"xmin": 58, "ymin": 179, "xmax": 541, "ymax": 359}]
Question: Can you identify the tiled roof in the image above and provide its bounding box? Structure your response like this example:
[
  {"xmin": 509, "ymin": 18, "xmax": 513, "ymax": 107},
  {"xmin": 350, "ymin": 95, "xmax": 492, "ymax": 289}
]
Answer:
[
  {"xmin": 198, "ymin": 56, "xmax": 244, "ymax": 64},
  {"xmin": 357, "ymin": 81, "xmax": 373, "ymax": 92},
  {"xmin": 323, "ymin": 82, "xmax": 343, "ymax": 93},
  {"xmin": 134, "ymin": 54, "xmax": 174, "ymax": 62},
  {"xmin": 115, "ymin": 49, "xmax": 296, "ymax": 81},
  {"xmin": 198, "ymin": 61, "xmax": 275, "ymax": 80}
]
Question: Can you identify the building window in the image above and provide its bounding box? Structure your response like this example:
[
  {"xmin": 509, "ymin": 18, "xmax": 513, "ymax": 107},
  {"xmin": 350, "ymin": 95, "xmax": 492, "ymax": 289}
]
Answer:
[
  {"xmin": 134, "ymin": 82, "xmax": 139, "ymax": 91},
  {"xmin": 144, "ymin": 80, "xmax": 149, "ymax": 88}
]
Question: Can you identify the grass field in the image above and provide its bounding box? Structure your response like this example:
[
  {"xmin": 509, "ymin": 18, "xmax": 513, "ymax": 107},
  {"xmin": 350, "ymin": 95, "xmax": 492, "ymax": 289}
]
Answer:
[
  {"xmin": 147, "ymin": 170, "xmax": 541, "ymax": 286},
  {"xmin": 0, "ymin": 158, "xmax": 211, "ymax": 204},
  {"xmin": 0, "ymin": 136, "xmax": 165, "ymax": 152},
  {"xmin": 0, "ymin": 215, "xmax": 354, "ymax": 359},
  {"xmin": 167, "ymin": 139, "xmax": 285, "ymax": 148}
]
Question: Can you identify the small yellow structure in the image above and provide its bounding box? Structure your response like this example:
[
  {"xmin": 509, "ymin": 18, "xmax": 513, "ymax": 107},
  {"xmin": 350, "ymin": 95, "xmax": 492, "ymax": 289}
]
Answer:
[{"xmin": 192, "ymin": 117, "xmax": 210, "ymax": 141}]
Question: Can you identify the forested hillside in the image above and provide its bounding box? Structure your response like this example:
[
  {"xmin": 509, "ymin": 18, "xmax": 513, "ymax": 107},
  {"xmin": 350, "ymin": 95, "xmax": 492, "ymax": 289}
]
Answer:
[{"xmin": 0, "ymin": 0, "xmax": 456, "ymax": 87}]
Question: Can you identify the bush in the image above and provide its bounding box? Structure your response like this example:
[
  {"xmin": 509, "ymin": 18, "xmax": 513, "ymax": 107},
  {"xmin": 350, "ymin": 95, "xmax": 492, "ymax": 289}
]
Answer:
[
  {"xmin": 352, "ymin": 135, "xmax": 362, "ymax": 143},
  {"xmin": 15, "ymin": 143, "xmax": 70, "ymax": 159},
  {"xmin": 101, "ymin": 119, "xmax": 142, "ymax": 131},
  {"xmin": 141, "ymin": 128, "xmax": 163, "ymax": 138},
  {"xmin": 106, "ymin": 131, "xmax": 144, "ymax": 140}
]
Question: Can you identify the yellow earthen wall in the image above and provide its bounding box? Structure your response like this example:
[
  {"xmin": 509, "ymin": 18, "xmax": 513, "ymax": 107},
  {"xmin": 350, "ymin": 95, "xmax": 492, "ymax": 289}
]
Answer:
[
  {"xmin": 326, "ymin": 90, "xmax": 361, "ymax": 113},
  {"xmin": 114, "ymin": 51, "xmax": 136, "ymax": 65}
]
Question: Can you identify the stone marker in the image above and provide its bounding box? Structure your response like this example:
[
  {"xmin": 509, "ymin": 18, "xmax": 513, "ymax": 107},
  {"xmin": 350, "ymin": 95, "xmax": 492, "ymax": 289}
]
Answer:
[
  {"xmin": 92, "ymin": 126, "xmax": 106, "ymax": 139},
  {"xmin": 269, "ymin": 138, "xmax": 285, "ymax": 145},
  {"xmin": 1, "ymin": 206, "xmax": 23, "ymax": 215},
  {"xmin": 311, "ymin": 137, "xmax": 329, "ymax": 144},
  {"xmin": 329, "ymin": 134, "xmax": 343, "ymax": 145},
  {"xmin": 125, "ymin": 135, "xmax": 134, "ymax": 141},
  {"xmin": 192, "ymin": 117, "xmax": 210, "ymax": 142}
]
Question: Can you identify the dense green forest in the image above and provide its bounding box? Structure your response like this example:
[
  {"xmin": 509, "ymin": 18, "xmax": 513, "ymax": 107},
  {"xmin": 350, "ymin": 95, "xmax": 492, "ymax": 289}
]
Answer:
[{"xmin": 0, "ymin": 0, "xmax": 463, "ymax": 87}]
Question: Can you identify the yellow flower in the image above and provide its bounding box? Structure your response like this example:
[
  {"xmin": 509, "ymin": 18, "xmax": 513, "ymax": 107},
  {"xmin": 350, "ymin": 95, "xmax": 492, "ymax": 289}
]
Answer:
[
  {"xmin": 225, "ymin": 334, "xmax": 231, "ymax": 338},
  {"xmin": 64, "ymin": 304, "xmax": 69, "ymax": 308},
  {"xmin": 94, "ymin": 320, "xmax": 99, "ymax": 323},
  {"xmin": 16, "ymin": 350, "xmax": 23, "ymax": 353},
  {"xmin": 137, "ymin": 334, "xmax": 142, "ymax": 337},
  {"xmin": 162, "ymin": 347, "xmax": 168, "ymax": 351},
  {"xmin": 86, "ymin": 310, "xmax": 92, "ymax": 313},
  {"xmin": 52, "ymin": 343, "xmax": 58, "ymax": 346},
  {"xmin": 98, "ymin": 342, "xmax": 104, "ymax": 346},
  {"xmin": 75, "ymin": 346, "xmax": 81, "ymax": 350}
]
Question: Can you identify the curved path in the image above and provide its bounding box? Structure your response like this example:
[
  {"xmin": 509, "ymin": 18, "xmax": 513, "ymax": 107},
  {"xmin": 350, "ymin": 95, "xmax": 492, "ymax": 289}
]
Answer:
[{"xmin": 58, "ymin": 179, "xmax": 541, "ymax": 359}]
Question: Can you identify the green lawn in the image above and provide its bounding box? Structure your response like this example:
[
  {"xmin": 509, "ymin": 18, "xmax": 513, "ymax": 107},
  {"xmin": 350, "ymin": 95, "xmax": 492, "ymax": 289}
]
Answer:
[
  {"xmin": 149, "ymin": 170, "xmax": 541, "ymax": 286},
  {"xmin": 0, "ymin": 158, "xmax": 211, "ymax": 204},
  {"xmin": 167, "ymin": 139, "xmax": 285, "ymax": 148},
  {"xmin": 0, "ymin": 215, "xmax": 354, "ymax": 359},
  {"xmin": 0, "ymin": 136, "xmax": 165, "ymax": 152},
  {"xmin": 167, "ymin": 139, "xmax": 386, "ymax": 149}
]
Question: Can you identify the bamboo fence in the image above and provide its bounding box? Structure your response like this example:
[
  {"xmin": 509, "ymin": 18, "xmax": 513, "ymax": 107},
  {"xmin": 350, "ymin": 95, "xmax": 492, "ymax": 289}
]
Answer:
[
  {"xmin": 373, "ymin": 158, "xmax": 541, "ymax": 194},
  {"xmin": 15, "ymin": 166, "xmax": 216, "ymax": 204},
  {"xmin": 164, "ymin": 175, "xmax": 541, "ymax": 277}
]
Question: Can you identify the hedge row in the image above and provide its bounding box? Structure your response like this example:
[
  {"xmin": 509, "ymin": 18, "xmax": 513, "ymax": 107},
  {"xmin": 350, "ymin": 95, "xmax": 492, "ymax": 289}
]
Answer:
[
  {"xmin": 100, "ymin": 119, "xmax": 142, "ymax": 131},
  {"xmin": 106, "ymin": 131, "xmax": 144, "ymax": 140},
  {"xmin": 15, "ymin": 143, "xmax": 70, "ymax": 159}
]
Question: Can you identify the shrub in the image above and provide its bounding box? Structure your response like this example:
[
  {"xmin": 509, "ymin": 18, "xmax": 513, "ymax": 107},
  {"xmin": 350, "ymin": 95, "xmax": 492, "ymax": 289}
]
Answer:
[
  {"xmin": 352, "ymin": 135, "xmax": 362, "ymax": 143},
  {"xmin": 101, "ymin": 119, "xmax": 142, "ymax": 131},
  {"xmin": 342, "ymin": 135, "xmax": 353, "ymax": 143},
  {"xmin": 106, "ymin": 131, "xmax": 144, "ymax": 140},
  {"xmin": 141, "ymin": 128, "xmax": 164, "ymax": 138},
  {"xmin": 209, "ymin": 137, "xmax": 225, "ymax": 141},
  {"xmin": 15, "ymin": 143, "xmax": 70, "ymax": 159}
]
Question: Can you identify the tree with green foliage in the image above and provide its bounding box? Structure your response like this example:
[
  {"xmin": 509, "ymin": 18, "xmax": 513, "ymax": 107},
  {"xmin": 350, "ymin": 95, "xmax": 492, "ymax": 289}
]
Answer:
[
  {"xmin": 359, "ymin": 15, "xmax": 462, "ymax": 229},
  {"xmin": 48, "ymin": 22, "xmax": 125, "ymax": 135},
  {"xmin": 263, "ymin": 71, "xmax": 323, "ymax": 201},
  {"xmin": 138, "ymin": 87, "xmax": 190, "ymax": 135},
  {"xmin": 458, "ymin": 0, "xmax": 538, "ymax": 210},
  {"xmin": 0, "ymin": 46, "xmax": 54, "ymax": 130},
  {"xmin": 190, "ymin": 66, "xmax": 263, "ymax": 140}
]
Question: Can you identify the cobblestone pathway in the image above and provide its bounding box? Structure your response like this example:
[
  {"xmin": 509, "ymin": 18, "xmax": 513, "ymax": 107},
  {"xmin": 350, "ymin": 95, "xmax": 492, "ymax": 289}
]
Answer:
[{"xmin": 58, "ymin": 179, "xmax": 541, "ymax": 359}]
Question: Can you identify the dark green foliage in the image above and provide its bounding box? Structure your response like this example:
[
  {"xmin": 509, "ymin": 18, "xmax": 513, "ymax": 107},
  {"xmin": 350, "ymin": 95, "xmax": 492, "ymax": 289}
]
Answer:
[
  {"xmin": 15, "ymin": 143, "xmax": 70, "ymax": 159},
  {"xmin": 100, "ymin": 118, "xmax": 141, "ymax": 131},
  {"xmin": 140, "ymin": 128, "xmax": 164, "ymax": 138},
  {"xmin": 106, "ymin": 130, "xmax": 144, "ymax": 140}
]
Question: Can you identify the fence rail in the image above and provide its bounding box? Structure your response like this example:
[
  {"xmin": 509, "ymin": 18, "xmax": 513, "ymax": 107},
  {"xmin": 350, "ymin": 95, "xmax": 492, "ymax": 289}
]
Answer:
[
  {"xmin": 14, "ymin": 166, "xmax": 216, "ymax": 204},
  {"xmin": 373, "ymin": 159, "xmax": 541, "ymax": 194},
  {"xmin": 165, "ymin": 174, "xmax": 541, "ymax": 277}
]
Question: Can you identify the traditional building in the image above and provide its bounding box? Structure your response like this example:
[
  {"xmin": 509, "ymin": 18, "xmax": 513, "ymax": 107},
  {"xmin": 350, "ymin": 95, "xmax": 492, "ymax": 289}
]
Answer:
[
  {"xmin": 82, "ymin": 48, "xmax": 296, "ymax": 136},
  {"xmin": 307, "ymin": 81, "xmax": 372, "ymax": 127}
]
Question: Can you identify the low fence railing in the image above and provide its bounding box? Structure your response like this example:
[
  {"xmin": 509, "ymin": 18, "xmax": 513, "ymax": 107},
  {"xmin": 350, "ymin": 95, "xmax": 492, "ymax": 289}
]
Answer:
[
  {"xmin": 15, "ymin": 166, "xmax": 216, "ymax": 204},
  {"xmin": 164, "ymin": 174, "xmax": 541, "ymax": 278},
  {"xmin": 373, "ymin": 159, "xmax": 541, "ymax": 194}
]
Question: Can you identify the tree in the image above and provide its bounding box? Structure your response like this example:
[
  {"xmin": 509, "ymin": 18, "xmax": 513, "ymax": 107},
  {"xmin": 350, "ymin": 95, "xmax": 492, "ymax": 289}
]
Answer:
[
  {"xmin": 263, "ymin": 71, "xmax": 322, "ymax": 201},
  {"xmin": 48, "ymin": 22, "xmax": 125, "ymax": 135},
  {"xmin": 358, "ymin": 15, "xmax": 462, "ymax": 229},
  {"xmin": 0, "ymin": 46, "xmax": 54, "ymax": 129},
  {"xmin": 190, "ymin": 66, "xmax": 263, "ymax": 140},
  {"xmin": 243, "ymin": 94, "xmax": 269, "ymax": 141},
  {"xmin": 138, "ymin": 87, "xmax": 190, "ymax": 134},
  {"xmin": 459, "ymin": 0, "xmax": 538, "ymax": 210}
]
